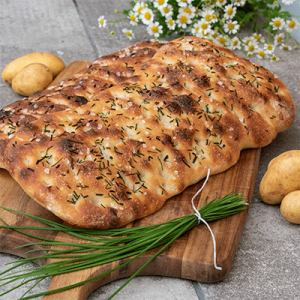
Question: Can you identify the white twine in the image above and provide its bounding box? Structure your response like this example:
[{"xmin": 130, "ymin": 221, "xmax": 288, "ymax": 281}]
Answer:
[{"xmin": 191, "ymin": 169, "xmax": 222, "ymax": 271}]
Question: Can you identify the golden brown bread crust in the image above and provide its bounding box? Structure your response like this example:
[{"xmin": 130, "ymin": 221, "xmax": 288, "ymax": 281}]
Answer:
[
  {"xmin": 4, "ymin": 37, "xmax": 296, "ymax": 229},
  {"xmin": 0, "ymin": 40, "xmax": 166, "ymax": 168}
]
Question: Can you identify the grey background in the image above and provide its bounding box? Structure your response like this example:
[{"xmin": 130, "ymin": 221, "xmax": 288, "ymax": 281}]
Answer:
[{"xmin": 0, "ymin": 1, "xmax": 299, "ymax": 299}]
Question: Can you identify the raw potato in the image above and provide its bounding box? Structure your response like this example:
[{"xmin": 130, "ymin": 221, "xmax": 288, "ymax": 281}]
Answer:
[
  {"xmin": 12, "ymin": 63, "xmax": 53, "ymax": 96},
  {"xmin": 280, "ymin": 190, "xmax": 300, "ymax": 224},
  {"xmin": 259, "ymin": 150, "xmax": 300, "ymax": 204},
  {"xmin": 2, "ymin": 52, "xmax": 65, "ymax": 84}
]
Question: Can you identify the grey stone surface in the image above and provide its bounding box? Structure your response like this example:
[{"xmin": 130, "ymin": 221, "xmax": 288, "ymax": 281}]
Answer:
[{"xmin": 0, "ymin": 1, "xmax": 300, "ymax": 300}]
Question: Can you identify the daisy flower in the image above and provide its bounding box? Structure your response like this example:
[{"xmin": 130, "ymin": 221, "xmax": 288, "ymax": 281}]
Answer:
[
  {"xmin": 224, "ymin": 4, "xmax": 237, "ymax": 19},
  {"xmin": 252, "ymin": 33, "xmax": 265, "ymax": 43},
  {"xmin": 224, "ymin": 20, "xmax": 240, "ymax": 34},
  {"xmin": 122, "ymin": 28, "xmax": 135, "ymax": 40},
  {"xmin": 270, "ymin": 55, "xmax": 279, "ymax": 62},
  {"xmin": 274, "ymin": 33, "xmax": 285, "ymax": 44},
  {"xmin": 140, "ymin": 7, "xmax": 154, "ymax": 25},
  {"xmin": 228, "ymin": 36, "xmax": 241, "ymax": 50},
  {"xmin": 147, "ymin": 21, "xmax": 163, "ymax": 38},
  {"xmin": 264, "ymin": 43, "xmax": 276, "ymax": 55},
  {"xmin": 128, "ymin": 11, "xmax": 139, "ymax": 26},
  {"xmin": 215, "ymin": 0, "xmax": 227, "ymax": 6},
  {"xmin": 97, "ymin": 16, "xmax": 107, "ymax": 28},
  {"xmin": 153, "ymin": 0, "xmax": 168, "ymax": 10},
  {"xmin": 194, "ymin": 6, "xmax": 201, "ymax": 17},
  {"xmin": 176, "ymin": 0, "xmax": 193, "ymax": 7},
  {"xmin": 286, "ymin": 18, "xmax": 299, "ymax": 32},
  {"xmin": 242, "ymin": 35, "xmax": 257, "ymax": 46},
  {"xmin": 166, "ymin": 17, "xmax": 176, "ymax": 30},
  {"xmin": 133, "ymin": 1, "xmax": 146, "ymax": 15},
  {"xmin": 176, "ymin": 12, "xmax": 192, "ymax": 29},
  {"xmin": 196, "ymin": 19, "xmax": 212, "ymax": 34},
  {"xmin": 245, "ymin": 41, "xmax": 259, "ymax": 55},
  {"xmin": 270, "ymin": 17, "xmax": 285, "ymax": 30},
  {"xmin": 256, "ymin": 49, "xmax": 268, "ymax": 59},
  {"xmin": 179, "ymin": 5, "xmax": 196, "ymax": 19},
  {"xmin": 280, "ymin": 44, "xmax": 292, "ymax": 51},
  {"xmin": 201, "ymin": 8, "xmax": 218, "ymax": 23},
  {"xmin": 215, "ymin": 34, "xmax": 228, "ymax": 46},
  {"xmin": 191, "ymin": 22, "xmax": 201, "ymax": 36},
  {"xmin": 160, "ymin": 4, "xmax": 173, "ymax": 18}
]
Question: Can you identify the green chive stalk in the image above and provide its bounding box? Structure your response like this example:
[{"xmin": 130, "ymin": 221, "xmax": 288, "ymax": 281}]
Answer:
[{"xmin": 0, "ymin": 192, "xmax": 248, "ymax": 299}]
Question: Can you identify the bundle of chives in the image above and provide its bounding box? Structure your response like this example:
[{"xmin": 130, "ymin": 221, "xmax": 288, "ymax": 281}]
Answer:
[{"xmin": 0, "ymin": 192, "xmax": 248, "ymax": 299}]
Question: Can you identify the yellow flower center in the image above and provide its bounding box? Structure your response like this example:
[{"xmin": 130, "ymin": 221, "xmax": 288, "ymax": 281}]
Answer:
[
  {"xmin": 289, "ymin": 21, "xmax": 296, "ymax": 29},
  {"xmin": 205, "ymin": 15, "xmax": 212, "ymax": 22},
  {"xmin": 254, "ymin": 35, "xmax": 261, "ymax": 42},
  {"xmin": 180, "ymin": 16, "xmax": 188, "ymax": 24},
  {"xmin": 276, "ymin": 36, "xmax": 283, "ymax": 43},
  {"xmin": 267, "ymin": 45, "xmax": 273, "ymax": 50},
  {"xmin": 169, "ymin": 19, "xmax": 174, "ymax": 26},
  {"xmin": 248, "ymin": 45, "xmax": 255, "ymax": 52},
  {"xmin": 212, "ymin": 14, "xmax": 217, "ymax": 20},
  {"xmin": 114, "ymin": 9, "xmax": 118, "ymax": 13},
  {"xmin": 258, "ymin": 51, "xmax": 265, "ymax": 57},
  {"xmin": 282, "ymin": 45, "xmax": 289, "ymax": 50},
  {"xmin": 164, "ymin": 7, "xmax": 170, "ymax": 13},
  {"xmin": 201, "ymin": 23, "xmax": 208, "ymax": 30},
  {"xmin": 202, "ymin": 30, "xmax": 209, "ymax": 36},
  {"xmin": 158, "ymin": 0, "xmax": 165, "ymax": 5},
  {"xmin": 228, "ymin": 23, "xmax": 235, "ymax": 30},
  {"xmin": 274, "ymin": 20, "xmax": 281, "ymax": 28},
  {"xmin": 110, "ymin": 31, "xmax": 115, "ymax": 36},
  {"xmin": 151, "ymin": 26, "xmax": 159, "ymax": 33},
  {"xmin": 130, "ymin": 15, "xmax": 136, "ymax": 22},
  {"xmin": 219, "ymin": 37, "xmax": 226, "ymax": 44},
  {"xmin": 233, "ymin": 40, "xmax": 238, "ymax": 46},
  {"xmin": 137, "ymin": 6, "xmax": 144, "ymax": 14},
  {"xmin": 126, "ymin": 31, "xmax": 132, "ymax": 37},
  {"xmin": 271, "ymin": 56, "xmax": 277, "ymax": 60},
  {"xmin": 273, "ymin": 1, "xmax": 278, "ymax": 5},
  {"xmin": 220, "ymin": 0, "xmax": 225, "ymax": 3},
  {"xmin": 227, "ymin": 8, "xmax": 233, "ymax": 15},
  {"xmin": 145, "ymin": 12, "xmax": 152, "ymax": 20},
  {"xmin": 100, "ymin": 19, "xmax": 104, "ymax": 25},
  {"xmin": 183, "ymin": 8, "xmax": 191, "ymax": 14},
  {"xmin": 195, "ymin": 26, "xmax": 200, "ymax": 33},
  {"xmin": 245, "ymin": 39, "xmax": 251, "ymax": 45},
  {"xmin": 180, "ymin": 0, "xmax": 187, "ymax": 2}
]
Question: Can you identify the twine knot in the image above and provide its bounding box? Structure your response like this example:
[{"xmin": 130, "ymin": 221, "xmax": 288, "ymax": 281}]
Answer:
[{"xmin": 191, "ymin": 169, "xmax": 222, "ymax": 271}]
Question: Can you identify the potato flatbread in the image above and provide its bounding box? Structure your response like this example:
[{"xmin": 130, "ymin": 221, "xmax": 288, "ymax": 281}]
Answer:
[{"xmin": 4, "ymin": 37, "xmax": 295, "ymax": 229}]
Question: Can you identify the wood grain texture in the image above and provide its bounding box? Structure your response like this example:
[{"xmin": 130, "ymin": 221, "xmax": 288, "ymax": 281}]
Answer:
[{"xmin": 0, "ymin": 62, "xmax": 261, "ymax": 299}]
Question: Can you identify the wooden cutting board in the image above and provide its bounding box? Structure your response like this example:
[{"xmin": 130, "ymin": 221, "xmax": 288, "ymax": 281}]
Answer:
[{"xmin": 0, "ymin": 61, "xmax": 261, "ymax": 299}]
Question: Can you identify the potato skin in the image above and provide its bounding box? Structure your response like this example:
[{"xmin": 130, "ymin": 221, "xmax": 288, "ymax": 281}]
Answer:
[
  {"xmin": 259, "ymin": 150, "xmax": 300, "ymax": 205},
  {"xmin": 12, "ymin": 63, "xmax": 53, "ymax": 96},
  {"xmin": 280, "ymin": 190, "xmax": 300, "ymax": 224},
  {"xmin": 2, "ymin": 52, "xmax": 64, "ymax": 84}
]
